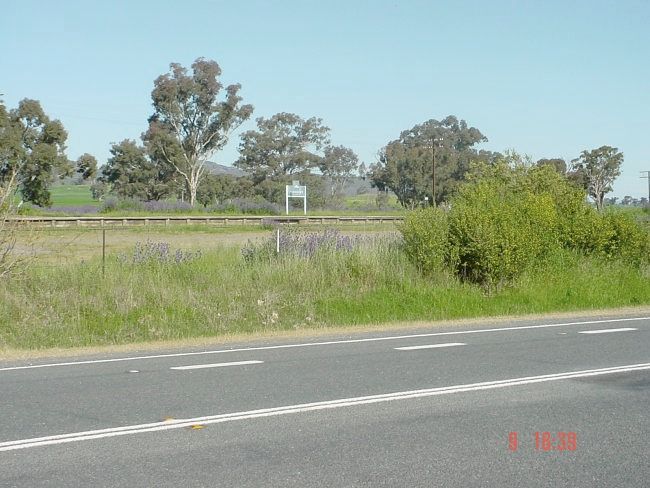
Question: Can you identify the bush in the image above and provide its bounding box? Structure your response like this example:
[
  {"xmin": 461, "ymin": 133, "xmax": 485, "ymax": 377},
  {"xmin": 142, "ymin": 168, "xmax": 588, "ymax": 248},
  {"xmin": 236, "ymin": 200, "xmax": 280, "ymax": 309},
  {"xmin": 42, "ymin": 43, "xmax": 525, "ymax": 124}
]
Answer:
[
  {"xmin": 558, "ymin": 206, "xmax": 649, "ymax": 265},
  {"xmin": 398, "ymin": 161, "xmax": 650, "ymax": 291},
  {"xmin": 212, "ymin": 197, "xmax": 282, "ymax": 215},
  {"xmin": 399, "ymin": 207, "xmax": 450, "ymax": 274},
  {"xmin": 448, "ymin": 181, "xmax": 560, "ymax": 289},
  {"xmin": 242, "ymin": 228, "xmax": 358, "ymax": 263},
  {"xmin": 399, "ymin": 161, "xmax": 650, "ymax": 290},
  {"xmin": 599, "ymin": 212, "xmax": 650, "ymax": 265},
  {"xmin": 99, "ymin": 196, "xmax": 145, "ymax": 213},
  {"xmin": 117, "ymin": 240, "xmax": 202, "ymax": 265},
  {"xmin": 142, "ymin": 200, "xmax": 193, "ymax": 213}
]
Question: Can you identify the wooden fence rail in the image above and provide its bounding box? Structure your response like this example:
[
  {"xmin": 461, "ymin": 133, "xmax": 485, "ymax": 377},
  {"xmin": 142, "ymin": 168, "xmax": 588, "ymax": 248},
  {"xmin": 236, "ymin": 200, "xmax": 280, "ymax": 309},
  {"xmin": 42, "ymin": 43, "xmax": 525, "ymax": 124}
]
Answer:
[{"xmin": 5, "ymin": 215, "xmax": 405, "ymax": 228}]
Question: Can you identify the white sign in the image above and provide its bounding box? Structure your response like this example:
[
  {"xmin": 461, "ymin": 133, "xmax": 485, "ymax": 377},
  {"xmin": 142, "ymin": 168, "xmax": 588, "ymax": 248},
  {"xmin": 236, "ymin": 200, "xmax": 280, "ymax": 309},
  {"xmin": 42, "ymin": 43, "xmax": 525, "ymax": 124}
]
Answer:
[
  {"xmin": 287, "ymin": 185, "xmax": 306, "ymax": 198},
  {"xmin": 285, "ymin": 182, "xmax": 307, "ymax": 215}
]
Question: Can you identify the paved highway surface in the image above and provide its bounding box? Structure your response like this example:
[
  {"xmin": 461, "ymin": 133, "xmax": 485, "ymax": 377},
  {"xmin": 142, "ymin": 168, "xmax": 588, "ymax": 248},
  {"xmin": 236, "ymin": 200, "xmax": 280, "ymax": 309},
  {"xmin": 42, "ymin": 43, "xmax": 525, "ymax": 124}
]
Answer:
[{"xmin": 1, "ymin": 313, "xmax": 648, "ymax": 487}]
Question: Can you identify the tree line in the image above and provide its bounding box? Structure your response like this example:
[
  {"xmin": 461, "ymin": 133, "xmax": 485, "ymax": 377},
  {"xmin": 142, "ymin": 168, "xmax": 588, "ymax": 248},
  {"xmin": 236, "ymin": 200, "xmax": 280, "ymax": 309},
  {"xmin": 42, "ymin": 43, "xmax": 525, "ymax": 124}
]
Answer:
[
  {"xmin": 1, "ymin": 57, "xmax": 626, "ymax": 211},
  {"xmin": 367, "ymin": 117, "xmax": 624, "ymax": 212},
  {"xmin": 94, "ymin": 59, "xmax": 361, "ymax": 208}
]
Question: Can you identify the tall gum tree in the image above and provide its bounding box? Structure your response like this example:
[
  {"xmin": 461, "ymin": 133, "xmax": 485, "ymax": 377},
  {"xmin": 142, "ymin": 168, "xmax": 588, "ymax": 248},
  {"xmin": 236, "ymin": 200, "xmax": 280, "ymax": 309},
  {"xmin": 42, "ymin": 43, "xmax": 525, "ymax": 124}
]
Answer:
[
  {"xmin": 0, "ymin": 99, "xmax": 70, "ymax": 206},
  {"xmin": 144, "ymin": 58, "xmax": 253, "ymax": 206},
  {"xmin": 571, "ymin": 145, "xmax": 623, "ymax": 211}
]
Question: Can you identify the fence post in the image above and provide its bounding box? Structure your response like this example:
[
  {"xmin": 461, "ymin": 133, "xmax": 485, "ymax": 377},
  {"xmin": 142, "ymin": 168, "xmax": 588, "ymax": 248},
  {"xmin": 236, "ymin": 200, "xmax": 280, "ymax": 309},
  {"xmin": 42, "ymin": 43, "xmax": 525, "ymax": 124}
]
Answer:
[{"xmin": 102, "ymin": 228, "xmax": 106, "ymax": 278}]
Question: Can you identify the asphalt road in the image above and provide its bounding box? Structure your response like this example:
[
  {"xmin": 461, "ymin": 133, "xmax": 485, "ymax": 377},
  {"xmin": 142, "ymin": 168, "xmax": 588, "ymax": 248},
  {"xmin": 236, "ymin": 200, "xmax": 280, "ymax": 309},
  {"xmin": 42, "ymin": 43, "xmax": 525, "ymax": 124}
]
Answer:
[{"xmin": 1, "ymin": 313, "xmax": 649, "ymax": 487}]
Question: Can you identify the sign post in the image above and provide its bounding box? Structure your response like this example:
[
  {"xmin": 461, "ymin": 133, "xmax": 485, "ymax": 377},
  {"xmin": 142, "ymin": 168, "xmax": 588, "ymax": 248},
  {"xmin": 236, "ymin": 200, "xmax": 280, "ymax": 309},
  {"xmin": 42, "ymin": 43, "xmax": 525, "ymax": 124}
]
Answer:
[{"xmin": 285, "ymin": 181, "xmax": 307, "ymax": 215}]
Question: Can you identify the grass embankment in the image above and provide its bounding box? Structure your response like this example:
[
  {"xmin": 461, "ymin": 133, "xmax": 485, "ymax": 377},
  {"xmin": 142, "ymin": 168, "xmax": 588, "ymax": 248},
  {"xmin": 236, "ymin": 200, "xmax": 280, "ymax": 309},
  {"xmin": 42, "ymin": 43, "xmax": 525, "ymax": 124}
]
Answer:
[{"xmin": 1, "ymin": 237, "xmax": 649, "ymax": 351}]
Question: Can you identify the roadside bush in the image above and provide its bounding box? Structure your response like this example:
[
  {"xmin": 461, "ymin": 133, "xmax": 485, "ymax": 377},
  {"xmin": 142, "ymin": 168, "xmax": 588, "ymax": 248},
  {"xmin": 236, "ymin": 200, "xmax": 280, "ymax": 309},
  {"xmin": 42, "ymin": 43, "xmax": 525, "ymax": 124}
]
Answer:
[
  {"xmin": 399, "ymin": 160, "xmax": 650, "ymax": 290},
  {"xmin": 558, "ymin": 206, "xmax": 649, "ymax": 265},
  {"xmin": 598, "ymin": 212, "xmax": 650, "ymax": 265},
  {"xmin": 399, "ymin": 207, "xmax": 450, "ymax": 274},
  {"xmin": 448, "ymin": 181, "xmax": 560, "ymax": 289}
]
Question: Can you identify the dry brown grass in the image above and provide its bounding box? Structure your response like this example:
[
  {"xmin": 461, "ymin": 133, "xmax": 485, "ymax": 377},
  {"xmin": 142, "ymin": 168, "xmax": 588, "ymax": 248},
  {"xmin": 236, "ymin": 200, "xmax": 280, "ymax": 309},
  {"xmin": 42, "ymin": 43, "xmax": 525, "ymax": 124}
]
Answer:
[{"xmin": 13, "ymin": 226, "xmax": 395, "ymax": 264}]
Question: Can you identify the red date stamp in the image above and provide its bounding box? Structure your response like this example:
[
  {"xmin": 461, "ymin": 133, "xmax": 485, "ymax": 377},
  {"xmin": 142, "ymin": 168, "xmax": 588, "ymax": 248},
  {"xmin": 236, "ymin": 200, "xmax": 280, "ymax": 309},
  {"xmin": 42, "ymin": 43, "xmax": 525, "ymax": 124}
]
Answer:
[{"xmin": 508, "ymin": 431, "xmax": 577, "ymax": 451}]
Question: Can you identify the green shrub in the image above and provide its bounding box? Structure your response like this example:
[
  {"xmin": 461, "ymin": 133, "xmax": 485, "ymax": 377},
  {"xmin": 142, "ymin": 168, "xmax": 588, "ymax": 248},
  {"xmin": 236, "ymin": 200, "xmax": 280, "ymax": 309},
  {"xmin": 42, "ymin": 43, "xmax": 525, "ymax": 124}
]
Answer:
[
  {"xmin": 448, "ymin": 181, "xmax": 560, "ymax": 289},
  {"xmin": 560, "ymin": 208, "xmax": 649, "ymax": 265},
  {"xmin": 399, "ymin": 160, "xmax": 650, "ymax": 291},
  {"xmin": 560, "ymin": 205, "xmax": 609, "ymax": 255},
  {"xmin": 399, "ymin": 207, "xmax": 450, "ymax": 274},
  {"xmin": 599, "ymin": 212, "xmax": 650, "ymax": 265}
]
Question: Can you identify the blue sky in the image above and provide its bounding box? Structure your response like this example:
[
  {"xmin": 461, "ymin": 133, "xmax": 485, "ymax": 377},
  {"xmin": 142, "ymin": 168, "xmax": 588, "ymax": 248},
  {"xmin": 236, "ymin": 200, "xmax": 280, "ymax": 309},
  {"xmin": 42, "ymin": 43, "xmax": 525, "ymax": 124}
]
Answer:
[{"xmin": 2, "ymin": 0, "xmax": 649, "ymax": 197}]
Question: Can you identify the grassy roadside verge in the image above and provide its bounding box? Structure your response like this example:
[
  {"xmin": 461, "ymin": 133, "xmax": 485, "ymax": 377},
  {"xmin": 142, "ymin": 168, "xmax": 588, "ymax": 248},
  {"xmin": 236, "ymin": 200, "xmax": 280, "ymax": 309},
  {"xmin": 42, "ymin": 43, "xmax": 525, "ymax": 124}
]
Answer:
[
  {"xmin": 2, "ymin": 306, "xmax": 649, "ymax": 362},
  {"xmin": 1, "ymin": 239, "xmax": 649, "ymax": 353}
]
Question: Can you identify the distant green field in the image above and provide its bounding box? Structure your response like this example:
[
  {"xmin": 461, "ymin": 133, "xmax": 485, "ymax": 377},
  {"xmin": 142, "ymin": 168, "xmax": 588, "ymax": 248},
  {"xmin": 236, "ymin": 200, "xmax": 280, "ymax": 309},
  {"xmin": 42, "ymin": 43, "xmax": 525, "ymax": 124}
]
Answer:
[
  {"xmin": 344, "ymin": 193, "xmax": 399, "ymax": 207},
  {"xmin": 35, "ymin": 185, "xmax": 404, "ymax": 215},
  {"xmin": 49, "ymin": 185, "xmax": 97, "ymax": 207}
]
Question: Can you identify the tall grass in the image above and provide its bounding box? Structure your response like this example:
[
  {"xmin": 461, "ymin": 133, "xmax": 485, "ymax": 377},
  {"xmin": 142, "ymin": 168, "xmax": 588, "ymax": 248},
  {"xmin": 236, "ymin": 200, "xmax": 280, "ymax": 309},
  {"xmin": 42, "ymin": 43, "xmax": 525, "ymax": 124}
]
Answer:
[{"xmin": 0, "ymin": 236, "xmax": 649, "ymax": 351}]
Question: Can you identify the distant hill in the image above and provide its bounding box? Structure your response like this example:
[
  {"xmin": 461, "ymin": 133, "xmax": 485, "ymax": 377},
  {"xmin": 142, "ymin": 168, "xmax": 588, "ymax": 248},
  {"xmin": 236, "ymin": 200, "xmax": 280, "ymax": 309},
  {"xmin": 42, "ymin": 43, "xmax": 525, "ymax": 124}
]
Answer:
[
  {"xmin": 204, "ymin": 161, "xmax": 246, "ymax": 177},
  {"xmin": 203, "ymin": 164, "xmax": 377, "ymax": 196}
]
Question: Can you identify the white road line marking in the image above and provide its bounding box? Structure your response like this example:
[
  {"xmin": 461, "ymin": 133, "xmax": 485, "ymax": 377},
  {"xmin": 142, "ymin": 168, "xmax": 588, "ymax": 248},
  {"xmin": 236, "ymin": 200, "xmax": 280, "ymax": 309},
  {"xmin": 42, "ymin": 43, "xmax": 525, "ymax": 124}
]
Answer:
[
  {"xmin": 578, "ymin": 327, "xmax": 638, "ymax": 334},
  {"xmin": 1, "ymin": 316, "xmax": 648, "ymax": 372},
  {"xmin": 170, "ymin": 360, "xmax": 263, "ymax": 370},
  {"xmin": 395, "ymin": 343, "xmax": 466, "ymax": 351},
  {"xmin": 1, "ymin": 362, "xmax": 649, "ymax": 452}
]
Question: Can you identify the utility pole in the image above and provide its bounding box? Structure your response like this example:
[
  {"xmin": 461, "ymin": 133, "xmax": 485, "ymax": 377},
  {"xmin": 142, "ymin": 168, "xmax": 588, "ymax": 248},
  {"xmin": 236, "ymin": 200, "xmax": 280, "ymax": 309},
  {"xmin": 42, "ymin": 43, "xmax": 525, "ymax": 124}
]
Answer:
[
  {"xmin": 431, "ymin": 137, "xmax": 436, "ymax": 207},
  {"xmin": 430, "ymin": 137, "xmax": 442, "ymax": 207},
  {"xmin": 642, "ymin": 171, "xmax": 650, "ymax": 207}
]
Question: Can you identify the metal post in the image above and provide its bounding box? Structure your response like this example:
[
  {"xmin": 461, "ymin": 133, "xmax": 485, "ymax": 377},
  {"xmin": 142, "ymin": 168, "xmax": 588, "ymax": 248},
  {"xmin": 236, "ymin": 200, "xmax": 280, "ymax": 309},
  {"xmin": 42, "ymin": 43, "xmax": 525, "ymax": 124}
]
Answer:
[
  {"xmin": 285, "ymin": 185, "xmax": 289, "ymax": 215},
  {"xmin": 276, "ymin": 228, "xmax": 280, "ymax": 254},
  {"xmin": 102, "ymin": 228, "xmax": 106, "ymax": 278},
  {"xmin": 642, "ymin": 171, "xmax": 650, "ymax": 207},
  {"xmin": 303, "ymin": 187, "xmax": 307, "ymax": 215}
]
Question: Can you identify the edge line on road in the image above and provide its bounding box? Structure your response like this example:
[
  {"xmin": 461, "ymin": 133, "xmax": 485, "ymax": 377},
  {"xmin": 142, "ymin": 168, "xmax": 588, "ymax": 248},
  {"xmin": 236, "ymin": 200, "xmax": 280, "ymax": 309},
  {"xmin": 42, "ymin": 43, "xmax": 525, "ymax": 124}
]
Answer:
[
  {"xmin": 1, "ymin": 316, "xmax": 648, "ymax": 372},
  {"xmin": 1, "ymin": 362, "xmax": 649, "ymax": 452}
]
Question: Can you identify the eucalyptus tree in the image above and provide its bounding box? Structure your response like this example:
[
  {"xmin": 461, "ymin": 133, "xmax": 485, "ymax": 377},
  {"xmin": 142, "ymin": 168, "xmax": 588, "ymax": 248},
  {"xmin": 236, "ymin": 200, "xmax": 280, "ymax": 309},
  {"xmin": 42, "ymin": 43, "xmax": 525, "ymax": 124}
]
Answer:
[
  {"xmin": 144, "ymin": 58, "xmax": 253, "ymax": 206},
  {"xmin": 536, "ymin": 158, "xmax": 567, "ymax": 174},
  {"xmin": 101, "ymin": 139, "xmax": 176, "ymax": 201},
  {"xmin": 76, "ymin": 153, "xmax": 98, "ymax": 181},
  {"xmin": 0, "ymin": 99, "xmax": 70, "ymax": 206},
  {"xmin": 571, "ymin": 146, "xmax": 623, "ymax": 211},
  {"xmin": 320, "ymin": 145, "xmax": 360, "ymax": 197},
  {"xmin": 235, "ymin": 112, "xmax": 330, "ymax": 183},
  {"xmin": 369, "ymin": 116, "xmax": 488, "ymax": 207}
]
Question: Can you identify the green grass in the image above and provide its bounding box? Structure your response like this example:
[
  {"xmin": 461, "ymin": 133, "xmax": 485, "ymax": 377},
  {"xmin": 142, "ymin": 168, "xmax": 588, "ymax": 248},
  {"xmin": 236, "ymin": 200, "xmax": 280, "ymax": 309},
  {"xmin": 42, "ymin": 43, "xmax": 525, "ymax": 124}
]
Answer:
[
  {"xmin": 49, "ymin": 185, "xmax": 98, "ymax": 206},
  {"xmin": 1, "ymin": 238, "xmax": 649, "ymax": 352}
]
